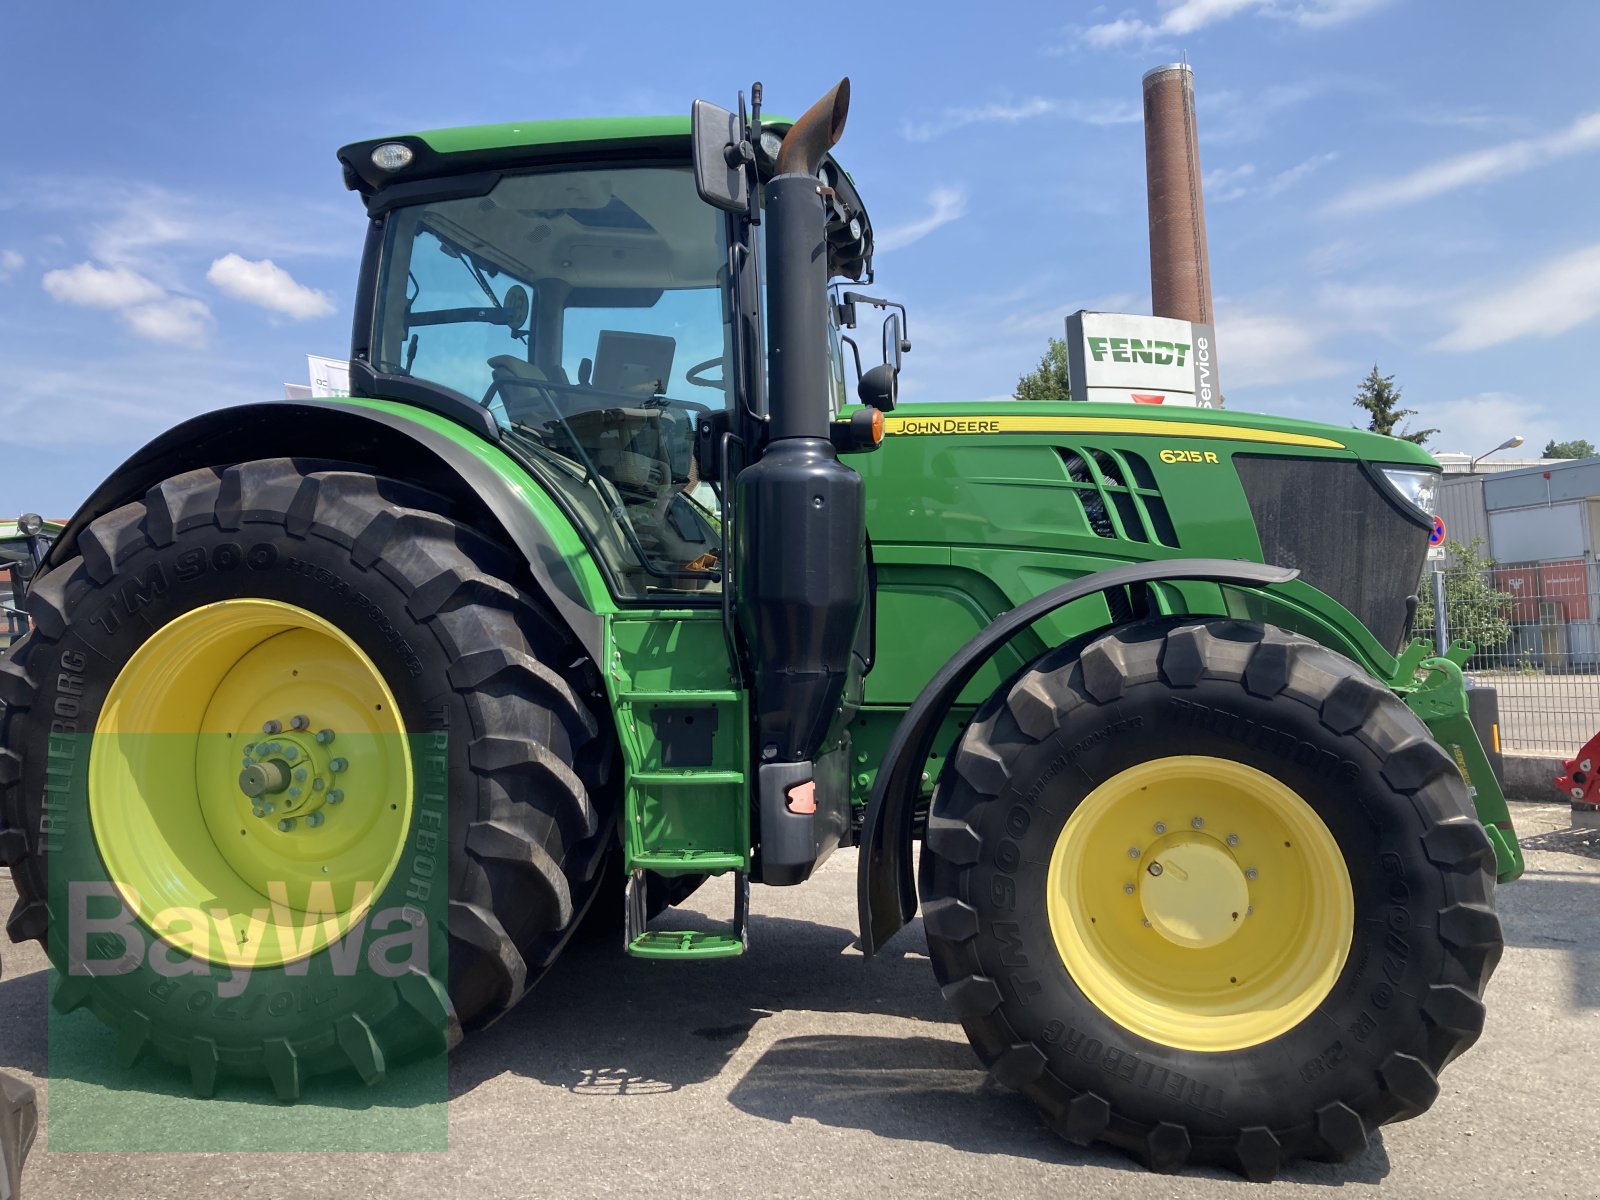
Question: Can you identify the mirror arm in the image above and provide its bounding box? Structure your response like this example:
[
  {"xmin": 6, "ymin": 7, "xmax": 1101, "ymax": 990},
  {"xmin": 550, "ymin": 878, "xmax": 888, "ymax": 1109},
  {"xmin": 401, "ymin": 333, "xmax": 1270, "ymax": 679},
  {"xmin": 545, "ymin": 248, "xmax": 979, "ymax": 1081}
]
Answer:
[
  {"xmin": 840, "ymin": 334, "xmax": 864, "ymax": 384},
  {"xmin": 842, "ymin": 292, "xmax": 911, "ymax": 354}
]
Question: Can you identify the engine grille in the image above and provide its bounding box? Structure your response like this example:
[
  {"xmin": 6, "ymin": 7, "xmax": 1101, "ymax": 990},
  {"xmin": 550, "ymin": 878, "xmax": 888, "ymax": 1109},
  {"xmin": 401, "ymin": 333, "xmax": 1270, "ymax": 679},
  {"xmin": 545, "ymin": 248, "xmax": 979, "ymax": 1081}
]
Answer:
[
  {"xmin": 1058, "ymin": 448, "xmax": 1180, "ymax": 548},
  {"xmin": 1235, "ymin": 455, "xmax": 1431, "ymax": 653}
]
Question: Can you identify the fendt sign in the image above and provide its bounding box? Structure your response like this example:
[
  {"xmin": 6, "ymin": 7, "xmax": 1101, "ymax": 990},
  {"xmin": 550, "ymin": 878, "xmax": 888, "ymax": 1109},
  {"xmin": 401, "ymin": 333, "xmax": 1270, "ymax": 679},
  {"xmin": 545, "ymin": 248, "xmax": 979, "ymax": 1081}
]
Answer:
[{"xmin": 1065, "ymin": 311, "xmax": 1221, "ymax": 408}]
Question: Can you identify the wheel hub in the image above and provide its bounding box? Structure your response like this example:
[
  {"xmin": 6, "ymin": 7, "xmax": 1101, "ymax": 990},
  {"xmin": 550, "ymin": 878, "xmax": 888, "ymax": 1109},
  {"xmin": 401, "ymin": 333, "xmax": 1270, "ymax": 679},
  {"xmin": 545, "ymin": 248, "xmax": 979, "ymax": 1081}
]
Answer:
[
  {"xmin": 237, "ymin": 718, "xmax": 349, "ymax": 830},
  {"xmin": 1138, "ymin": 832, "xmax": 1250, "ymax": 950}
]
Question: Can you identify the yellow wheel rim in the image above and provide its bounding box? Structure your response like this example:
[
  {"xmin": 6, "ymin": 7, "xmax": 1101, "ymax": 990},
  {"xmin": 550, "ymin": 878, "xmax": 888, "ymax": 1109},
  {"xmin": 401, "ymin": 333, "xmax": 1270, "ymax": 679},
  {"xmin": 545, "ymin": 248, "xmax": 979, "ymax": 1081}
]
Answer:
[
  {"xmin": 90, "ymin": 599, "xmax": 413, "ymax": 968},
  {"xmin": 1046, "ymin": 755, "xmax": 1353, "ymax": 1052}
]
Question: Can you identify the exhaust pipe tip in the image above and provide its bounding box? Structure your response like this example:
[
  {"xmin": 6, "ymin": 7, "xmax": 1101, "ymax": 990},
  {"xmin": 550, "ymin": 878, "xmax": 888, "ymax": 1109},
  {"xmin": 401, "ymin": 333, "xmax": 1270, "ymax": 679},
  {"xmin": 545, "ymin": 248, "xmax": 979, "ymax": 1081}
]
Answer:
[{"xmin": 775, "ymin": 77, "xmax": 850, "ymax": 177}]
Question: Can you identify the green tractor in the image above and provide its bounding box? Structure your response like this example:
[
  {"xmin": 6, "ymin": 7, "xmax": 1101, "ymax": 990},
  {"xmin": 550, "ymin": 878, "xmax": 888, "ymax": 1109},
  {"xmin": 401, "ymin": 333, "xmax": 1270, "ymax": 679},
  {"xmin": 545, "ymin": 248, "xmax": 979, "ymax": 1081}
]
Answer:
[{"xmin": 0, "ymin": 80, "xmax": 1516, "ymax": 1178}]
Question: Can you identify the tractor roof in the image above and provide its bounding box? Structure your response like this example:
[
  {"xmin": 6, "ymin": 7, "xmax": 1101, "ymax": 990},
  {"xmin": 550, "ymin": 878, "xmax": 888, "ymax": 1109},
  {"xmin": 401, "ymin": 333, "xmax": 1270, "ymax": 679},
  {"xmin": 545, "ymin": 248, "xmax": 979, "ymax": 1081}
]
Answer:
[{"xmin": 339, "ymin": 114, "xmax": 793, "ymax": 197}]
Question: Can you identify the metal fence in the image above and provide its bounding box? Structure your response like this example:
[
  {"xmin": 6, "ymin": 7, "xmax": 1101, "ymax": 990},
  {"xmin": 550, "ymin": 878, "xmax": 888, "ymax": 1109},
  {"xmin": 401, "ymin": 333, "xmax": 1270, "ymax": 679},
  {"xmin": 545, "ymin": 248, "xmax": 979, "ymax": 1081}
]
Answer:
[{"xmin": 1426, "ymin": 557, "xmax": 1600, "ymax": 756}]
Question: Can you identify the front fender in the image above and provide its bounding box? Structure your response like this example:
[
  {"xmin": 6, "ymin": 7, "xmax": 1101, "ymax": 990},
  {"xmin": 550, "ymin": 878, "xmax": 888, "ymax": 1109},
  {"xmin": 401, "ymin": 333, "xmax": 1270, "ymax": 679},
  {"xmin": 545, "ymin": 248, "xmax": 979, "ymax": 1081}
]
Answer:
[
  {"xmin": 39, "ymin": 399, "xmax": 607, "ymax": 660},
  {"xmin": 856, "ymin": 557, "xmax": 1299, "ymax": 956}
]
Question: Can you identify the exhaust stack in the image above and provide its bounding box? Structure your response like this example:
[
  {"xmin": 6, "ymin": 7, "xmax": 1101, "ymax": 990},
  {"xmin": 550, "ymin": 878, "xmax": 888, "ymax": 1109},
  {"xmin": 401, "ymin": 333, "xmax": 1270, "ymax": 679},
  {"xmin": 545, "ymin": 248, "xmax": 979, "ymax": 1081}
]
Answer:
[{"xmin": 1142, "ymin": 63, "xmax": 1213, "ymax": 326}]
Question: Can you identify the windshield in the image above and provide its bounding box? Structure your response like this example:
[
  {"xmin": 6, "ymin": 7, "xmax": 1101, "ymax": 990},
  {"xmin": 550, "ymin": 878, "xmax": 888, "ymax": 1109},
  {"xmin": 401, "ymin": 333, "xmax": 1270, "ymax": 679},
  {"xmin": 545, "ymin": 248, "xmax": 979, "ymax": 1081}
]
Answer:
[{"xmin": 373, "ymin": 165, "xmax": 731, "ymax": 600}]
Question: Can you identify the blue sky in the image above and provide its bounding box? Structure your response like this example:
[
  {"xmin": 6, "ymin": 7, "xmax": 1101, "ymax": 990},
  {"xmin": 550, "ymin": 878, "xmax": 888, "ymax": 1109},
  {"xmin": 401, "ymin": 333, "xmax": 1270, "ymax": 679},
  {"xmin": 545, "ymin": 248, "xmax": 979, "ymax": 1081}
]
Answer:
[{"xmin": 2, "ymin": 0, "xmax": 1596, "ymax": 516}]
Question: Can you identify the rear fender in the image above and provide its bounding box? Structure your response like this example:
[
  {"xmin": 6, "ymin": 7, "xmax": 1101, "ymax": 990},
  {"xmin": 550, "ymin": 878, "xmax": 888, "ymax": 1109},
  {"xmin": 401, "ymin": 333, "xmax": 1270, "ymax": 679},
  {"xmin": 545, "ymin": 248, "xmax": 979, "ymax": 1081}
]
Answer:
[{"xmin": 38, "ymin": 400, "xmax": 606, "ymax": 659}]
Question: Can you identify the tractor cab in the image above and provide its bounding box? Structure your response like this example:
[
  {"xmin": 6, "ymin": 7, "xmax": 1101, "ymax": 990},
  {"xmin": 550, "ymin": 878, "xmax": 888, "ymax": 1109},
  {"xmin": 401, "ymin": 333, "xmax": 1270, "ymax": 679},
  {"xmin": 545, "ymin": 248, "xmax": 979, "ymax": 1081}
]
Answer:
[{"xmin": 338, "ymin": 111, "xmax": 874, "ymax": 600}]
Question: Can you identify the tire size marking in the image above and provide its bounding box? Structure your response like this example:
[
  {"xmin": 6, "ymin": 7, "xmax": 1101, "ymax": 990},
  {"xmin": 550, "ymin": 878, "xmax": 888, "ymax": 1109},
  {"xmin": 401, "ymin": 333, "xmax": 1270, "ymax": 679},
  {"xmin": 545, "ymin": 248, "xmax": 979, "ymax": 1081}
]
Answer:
[
  {"xmin": 284, "ymin": 555, "xmax": 425, "ymax": 678},
  {"xmin": 1166, "ymin": 698, "xmax": 1359, "ymax": 784},
  {"xmin": 1298, "ymin": 1039, "xmax": 1349, "ymax": 1083},
  {"xmin": 1042, "ymin": 1021, "xmax": 1229, "ymax": 1117}
]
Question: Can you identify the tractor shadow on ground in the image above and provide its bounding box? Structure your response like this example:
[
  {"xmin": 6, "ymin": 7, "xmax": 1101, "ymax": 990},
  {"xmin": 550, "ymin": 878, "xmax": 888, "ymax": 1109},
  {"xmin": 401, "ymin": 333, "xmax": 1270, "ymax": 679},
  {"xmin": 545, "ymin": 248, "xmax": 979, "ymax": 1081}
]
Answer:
[
  {"xmin": 449, "ymin": 911, "xmax": 1392, "ymax": 1185},
  {"xmin": 449, "ymin": 910, "xmax": 950, "ymax": 1100}
]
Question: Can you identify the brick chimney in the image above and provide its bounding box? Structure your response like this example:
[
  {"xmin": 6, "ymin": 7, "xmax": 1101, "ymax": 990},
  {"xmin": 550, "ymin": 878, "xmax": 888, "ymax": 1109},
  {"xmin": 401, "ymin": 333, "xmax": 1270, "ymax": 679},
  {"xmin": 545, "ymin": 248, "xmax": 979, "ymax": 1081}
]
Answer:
[{"xmin": 1143, "ymin": 63, "xmax": 1213, "ymax": 326}]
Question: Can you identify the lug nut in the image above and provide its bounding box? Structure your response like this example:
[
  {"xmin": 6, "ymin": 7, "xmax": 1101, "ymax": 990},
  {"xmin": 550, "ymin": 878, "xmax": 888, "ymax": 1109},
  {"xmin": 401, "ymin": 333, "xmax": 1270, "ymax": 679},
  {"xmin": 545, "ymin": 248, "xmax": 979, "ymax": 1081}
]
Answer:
[
  {"xmin": 243, "ymin": 743, "xmax": 257, "ymax": 755},
  {"xmin": 1142, "ymin": 918, "xmax": 1152, "ymax": 928},
  {"xmin": 312, "ymin": 777, "xmax": 325, "ymax": 791},
  {"xmin": 316, "ymin": 729, "xmax": 335, "ymax": 745},
  {"xmin": 1191, "ymin": 817, "xmax": 1204, "ymax": 829},
  {"xmin": 251, "ymin": 803, "xmax": 267, "ymax": 818},
  {"xmin": 326, "ymin": 788, "xmax": 344, "ymax": 805},
  {"xmin": 293, "ymin": 768, "xmax": 308, "ymax": 783},
  {"xmin": 283, "ymin": 745, "xmax": 299, "ymax": 761},
  {"xmin": 1127, "ymin": 846, "xmax": 1140, "ymax": 859},
  {"xmin": 1153, "ymin": 822, "xmax": 1166, "ymax": 835},
  {"xmin": 329, "ymin": 757, "xmax": 348, "ymax": 774},
  {"xmin": 1245, "ymin": 867, "xmax": 1258, "ymax": 880},
  {"xmin": 307, "ymin": 812, "xmax": 325, "ymax": 828},
  {"xmin": 1226, "ymin": 833, "xmax": 1239, "ymax": 846},
  {"xmin": 262, "ymin": 720, "xmax": 282, "ymax": 735},
  {"xmin": 287, "ymin": 786, "xmax": 302, "ymax": 799},
  {"xmin": 277, "ymin": 818, "xmax": 296, "ymax": 832},
  {"xmin": 1123, "ymin": 883, "xmax": 1135, "ymax": 895},
  {"xmin": 1246, "ymin": 905, "xmax": 1254, "ymax": 917},
  {"xmin": 290, "ymin": 715, "xmax": 309, "ymax": 730},
  {"xmin": 1147, "ymin": 861, "xmax": 1164, "ymax": 877}
]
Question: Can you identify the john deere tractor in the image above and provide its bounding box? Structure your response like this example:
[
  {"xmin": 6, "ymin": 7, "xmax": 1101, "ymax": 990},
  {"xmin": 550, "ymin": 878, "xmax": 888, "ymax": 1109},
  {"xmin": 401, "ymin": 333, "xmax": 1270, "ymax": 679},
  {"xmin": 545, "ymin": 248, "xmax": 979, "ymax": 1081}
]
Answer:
[{"xmin": 0, "ymin": 80, "xmax": 1517, "ymax": 1178}]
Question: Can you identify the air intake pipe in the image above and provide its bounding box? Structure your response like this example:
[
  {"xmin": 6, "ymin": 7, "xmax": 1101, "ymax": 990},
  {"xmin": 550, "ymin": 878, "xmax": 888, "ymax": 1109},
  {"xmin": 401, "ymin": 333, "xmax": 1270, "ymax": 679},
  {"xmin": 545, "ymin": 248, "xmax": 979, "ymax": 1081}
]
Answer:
[{"xmin": 735, "ymin": 78, "xmax": 866, "ymax": 881}]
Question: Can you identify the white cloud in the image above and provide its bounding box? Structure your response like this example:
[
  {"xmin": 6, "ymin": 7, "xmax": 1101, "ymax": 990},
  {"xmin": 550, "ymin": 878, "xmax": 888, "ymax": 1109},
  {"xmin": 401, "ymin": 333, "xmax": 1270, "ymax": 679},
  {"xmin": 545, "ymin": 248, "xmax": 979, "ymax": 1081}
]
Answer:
[
  {"xmin": 40, "ymin": 260, "xmax": 211, "ymax": 346},
  {"xmin": 41, "ymin": 261, "xmax": 165, "ymax": 309},
  {"xmin": 1081, "ymin": 0, "xmax": 1390, "ymax": 47},
  {"xmin": 1327, "ymin": 109, "xmax": 1600, "ymax": 215},
  {"xmin": 902, "ymin": 97, "xmax": 1139, "ymax": 142},
  {"xmin": 1424, "ymin": 392, "xmax": 1563, "ymax": 458},
  {"xmin": 875, "ymin": 187, "xmax": 969, "ymax": 254},
  {"xmin": 1204, "ymin": 163, "xmax": 1257, "ymax": 202},
  {"xmin": 1214, "ymin": 305, "xmax": 1349, "ymax": 387},
  {"xmin": 0, "ymin": 249, "xmax": 22, "ymax": 279},
  {"xmin": 1433, "ymin": 242, "xmax": 1600, "ymax": 352},
  {"xmin": 1204, "ymin": 152, "xmax": 1335, "ymax": 203},
  {"xmin": 1263, "ymin": 151, "xmax": 1338, "ymax": 197},
  {"xmin": 122, "ymin": 296, "xmax": 214, "ymax": 344},
  {"xmin": 207, "ymin": 253, "xmax": 335, "ymax": 319}
]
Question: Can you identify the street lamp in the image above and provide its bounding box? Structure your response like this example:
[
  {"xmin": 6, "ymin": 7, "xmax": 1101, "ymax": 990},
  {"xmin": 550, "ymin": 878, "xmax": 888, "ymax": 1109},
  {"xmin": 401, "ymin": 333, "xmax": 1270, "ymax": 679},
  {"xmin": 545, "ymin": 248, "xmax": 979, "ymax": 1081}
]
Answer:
[{"xmin": 1469, "ymin": 434, "xmax": 1524, "ymax": 473}]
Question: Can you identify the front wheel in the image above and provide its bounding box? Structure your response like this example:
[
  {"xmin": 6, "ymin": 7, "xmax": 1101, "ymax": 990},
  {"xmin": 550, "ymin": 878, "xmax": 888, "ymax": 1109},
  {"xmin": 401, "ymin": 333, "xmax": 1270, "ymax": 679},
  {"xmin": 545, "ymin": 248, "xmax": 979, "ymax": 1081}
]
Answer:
[{"xmin": 920, "ymin": 619, "xmax": 1502, "ymax": 1179}]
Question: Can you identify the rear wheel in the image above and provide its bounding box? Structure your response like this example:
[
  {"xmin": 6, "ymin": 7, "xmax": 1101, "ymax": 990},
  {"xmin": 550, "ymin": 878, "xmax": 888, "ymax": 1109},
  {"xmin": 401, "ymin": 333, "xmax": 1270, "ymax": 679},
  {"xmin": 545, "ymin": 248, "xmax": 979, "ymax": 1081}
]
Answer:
[
  {"xmin": 0, "ymin": 459, "xmax": 614, "ymax": 1097},
  {"xmin": 920, "ymin": 619, "xmax": 1501, "ymax": 1179}
]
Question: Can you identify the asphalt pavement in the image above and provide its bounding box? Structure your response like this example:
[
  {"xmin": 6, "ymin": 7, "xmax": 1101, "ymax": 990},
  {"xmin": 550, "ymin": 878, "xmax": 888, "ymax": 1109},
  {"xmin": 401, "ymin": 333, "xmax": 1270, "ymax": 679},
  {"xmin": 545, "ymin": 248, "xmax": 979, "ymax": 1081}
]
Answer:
[{"xmin": 2, "ymin": 800, "xmax": 1596, "ymax": 1199}]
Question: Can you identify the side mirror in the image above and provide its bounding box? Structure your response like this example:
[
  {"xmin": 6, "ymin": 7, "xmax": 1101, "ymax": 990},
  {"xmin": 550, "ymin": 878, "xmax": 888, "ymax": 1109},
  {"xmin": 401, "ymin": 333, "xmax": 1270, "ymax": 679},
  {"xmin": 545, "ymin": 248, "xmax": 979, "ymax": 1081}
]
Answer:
[
  {"xmin": 691, "ymin": 100, "xmax": 750, "ymax": 215},
  {"xmin": 858, "ymin": 363, "xmax": 897, "ymax": 411},
  {"xmin": 882, "ymin": 312, "xmax": 904, "ymax": 374}
]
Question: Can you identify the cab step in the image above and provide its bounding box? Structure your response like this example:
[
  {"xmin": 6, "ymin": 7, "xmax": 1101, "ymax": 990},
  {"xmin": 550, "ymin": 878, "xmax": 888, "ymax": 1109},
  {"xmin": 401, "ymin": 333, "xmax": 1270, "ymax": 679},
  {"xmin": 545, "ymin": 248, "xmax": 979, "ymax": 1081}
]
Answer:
[{"xmin": 624, "ymin": 867, "xmax": 748, "ymax": 960}]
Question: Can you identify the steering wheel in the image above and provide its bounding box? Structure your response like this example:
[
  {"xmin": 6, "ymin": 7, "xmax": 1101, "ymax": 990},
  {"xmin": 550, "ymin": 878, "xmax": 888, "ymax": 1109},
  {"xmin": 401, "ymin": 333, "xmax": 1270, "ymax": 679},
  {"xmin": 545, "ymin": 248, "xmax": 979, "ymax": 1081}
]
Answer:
[{"xmin": 684, "ymin": 357, "xmax": 725, "ymax": 390}]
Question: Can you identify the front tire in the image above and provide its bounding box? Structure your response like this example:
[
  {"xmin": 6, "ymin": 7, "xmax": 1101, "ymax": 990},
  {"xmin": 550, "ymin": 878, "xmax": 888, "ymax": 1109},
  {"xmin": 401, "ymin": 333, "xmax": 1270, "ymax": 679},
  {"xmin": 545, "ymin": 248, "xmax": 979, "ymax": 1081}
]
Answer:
[
  {"xmin": 0, "ymin": 459, "xmax": 614, "ymax": 1097},
  {"xmin": 920, "ymin": 619, "xmax": 1501, "ymax": 1179}
]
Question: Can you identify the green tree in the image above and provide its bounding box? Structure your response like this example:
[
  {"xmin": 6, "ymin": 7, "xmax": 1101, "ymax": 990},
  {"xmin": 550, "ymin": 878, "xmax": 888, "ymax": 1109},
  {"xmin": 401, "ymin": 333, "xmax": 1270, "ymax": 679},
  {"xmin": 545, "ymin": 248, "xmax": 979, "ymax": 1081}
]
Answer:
[
  {"xmin": 1015, "ymin": 337, "xmax": 1072, "ymax": 401},
  {"xmin": 1542, "ymin": 437, "xmax": 1595, "ymax": 459},
  {"xmin": 1414, "ymin": 537, "xmax": 1514, "ymax": 662},
  {"xmin": 1352, "ymin": 364, "xmax": 1437, "ymax": 445}
]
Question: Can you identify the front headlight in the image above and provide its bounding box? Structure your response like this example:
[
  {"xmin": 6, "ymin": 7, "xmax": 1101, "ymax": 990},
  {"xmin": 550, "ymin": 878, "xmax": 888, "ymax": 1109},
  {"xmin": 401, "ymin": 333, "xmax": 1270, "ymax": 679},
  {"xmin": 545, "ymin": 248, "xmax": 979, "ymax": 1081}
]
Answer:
[{"xmin": 1378, "ymin": 466, "xmax": 1438, "ymax": 518}]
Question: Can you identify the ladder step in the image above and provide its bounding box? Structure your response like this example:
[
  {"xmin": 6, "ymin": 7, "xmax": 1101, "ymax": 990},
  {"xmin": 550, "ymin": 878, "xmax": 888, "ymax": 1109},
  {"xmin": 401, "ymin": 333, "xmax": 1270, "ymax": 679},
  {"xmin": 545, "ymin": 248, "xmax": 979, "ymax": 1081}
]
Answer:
[
  {"xmin": 630, "ymin": 849, "xmax": 746, "ymax": 873},
  {"xmin": 620, "ymin": 690, "xmax": 742, "ymax": 703},
  {"xmin": 627, "ymin": 930, "xmax": 745, "ymax": 960},
  {"xmin": 630, "ymin": 770, "xmax": 745, "ymax": 786},
  {"xmin": 624, "ymin": 868, "xmax": 749, "ymax": 960}
]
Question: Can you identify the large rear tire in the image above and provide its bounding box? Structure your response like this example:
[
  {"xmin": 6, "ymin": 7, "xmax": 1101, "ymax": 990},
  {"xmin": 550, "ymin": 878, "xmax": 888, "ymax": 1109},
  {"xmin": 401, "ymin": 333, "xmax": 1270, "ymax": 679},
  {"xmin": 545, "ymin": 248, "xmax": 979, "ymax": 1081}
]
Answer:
[
  {"xmin": 0, "ymin": 459, "xmax": 614, "ymax": 1097},
  {"xmin": 920, "ymin": 619, "xmax": 1501, "ymax": 1179}
]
